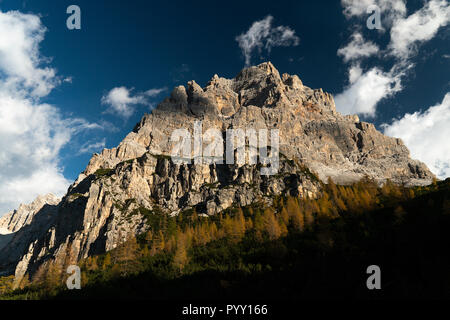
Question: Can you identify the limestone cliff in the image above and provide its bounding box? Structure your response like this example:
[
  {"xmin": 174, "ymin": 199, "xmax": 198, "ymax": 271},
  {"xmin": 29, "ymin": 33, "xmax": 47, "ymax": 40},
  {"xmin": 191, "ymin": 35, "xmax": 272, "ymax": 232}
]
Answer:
[
  {"xmin": 81, "ymin": 62, "xmax": 433, "ymax": 186},
  {"xmin": 0, "ymin": 194, "xmax": 60, "ymax": 234}
]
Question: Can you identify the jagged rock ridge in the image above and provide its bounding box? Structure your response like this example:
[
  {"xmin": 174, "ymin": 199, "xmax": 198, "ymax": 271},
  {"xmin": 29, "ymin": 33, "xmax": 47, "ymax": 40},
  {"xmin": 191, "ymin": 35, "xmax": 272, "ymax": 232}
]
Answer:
[
  {"xmin": 0, "ymin": 194, "xmax": 60, "ymax": 234},
  {"xmin": 0, "ymin": 194, "xmax": 60, "ymax": 274},
  {"xmin": 0, "ymin": 62, "xmax": 434, "ymax": 284},
  {"xmin": 0, "ymin": 194, "xmax": 60, "ymax": 254},
  {"xmin": 81, "ymin": 62, "xmax": 433, "ymax": 186}
]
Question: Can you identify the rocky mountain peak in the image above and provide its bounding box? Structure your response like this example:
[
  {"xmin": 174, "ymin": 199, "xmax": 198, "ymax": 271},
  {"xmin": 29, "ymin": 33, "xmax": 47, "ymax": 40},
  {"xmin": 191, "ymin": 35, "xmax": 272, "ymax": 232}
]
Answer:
[
  {"xmin": 81, "ymin": 62, "xmax": 433, "ymax": 186},
  {"xmin": 157, "ymin": 61, "xmax": 335, "ymax": 117},
  {"xmin": 234, "ymin": 61, "xmax": 281, "ymax": 85}
]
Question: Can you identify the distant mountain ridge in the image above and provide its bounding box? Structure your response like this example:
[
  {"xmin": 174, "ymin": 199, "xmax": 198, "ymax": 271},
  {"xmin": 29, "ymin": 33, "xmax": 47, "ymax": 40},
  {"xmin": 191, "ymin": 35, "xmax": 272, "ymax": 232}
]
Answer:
[{"xmin": 0, "ymin": 194, "xmax": 60, "ymax": 234}]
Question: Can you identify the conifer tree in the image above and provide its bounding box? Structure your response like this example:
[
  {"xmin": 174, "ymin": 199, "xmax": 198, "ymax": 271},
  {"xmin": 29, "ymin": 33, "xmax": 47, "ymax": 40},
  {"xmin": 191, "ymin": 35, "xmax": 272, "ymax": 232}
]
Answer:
[
  {"xmin": 145, "ymin": 230, "xmax": 153, "ymax": 244},
  {"xmin": 232, "ymin": 208, "xmax": 246, "ymax": 239},
  {"xmin": 116, "ymin": 236, "xmax": 140, "ymax": 275},
  {"xmin": 46, "ymin": 260, "xmax": 62, "ymax": 289},
  {"xmin": 173, "ymin": 233, "xmax": 188, "ymax": 273},
  {"xmin": 169, "ymin": 235, "xmax": 179, "ymax": 252},
  {"xmin": 253, "ymin": 209, "xmax": 264, "ymax": 233},
  {"xmin": 151, "ymin": 230, "xmax": 166, "ymax": 254},
  {"xmin": 102, "ymin": 253, "xmax": 112, "ymax": 270},
  {"xmin": 210, "ymin": 222, "xmax": 219, "ymax": 240},
  {"xmin": 280, "ymin": 206, "xmax": 289, "ymax": 226},
  {"xmin": 335, "ymin": 196, "xmax": 347, "ymax": 212},
  {"xmin": 327, "ymin": 177, "xmax": 338, "ymax": 200},
  {"xmin": 223, "ymin": 214, "xmax": 234, "ymax": 238},
  {"xmin": 304, "ymin": 200, "xmax": 315, "ymax": 228},
  {"xmin": 191, "ymin": 208, "xmax": 198, "ymax": 223},
  {"xmin": 245, "ymin": 217, "xmax": 254, "ymax": 230},
  {"xmin": 262, "ymin": 208, "xmax": 281, "ymax": 240},
  {"xmin": 278, "ymin": 218, "xmax": 288, "ymax": 237},
  {"xmin": 317, "ymin": 192, "xmax": 332, "ymax": 218},
  {"xmin": 32, "ymin": 262, "xmax": 49, "ymax": 288},
  {"xmin": 286, "ymin": 196, "xmax": 304, "ymax": 231},
  {"xmin": 17, "ymin": 273, "xmax": 31, "ymax": 290},
  {"xmin": 291, "ymin": 207, "xmax": 305, "ymax": 232}
]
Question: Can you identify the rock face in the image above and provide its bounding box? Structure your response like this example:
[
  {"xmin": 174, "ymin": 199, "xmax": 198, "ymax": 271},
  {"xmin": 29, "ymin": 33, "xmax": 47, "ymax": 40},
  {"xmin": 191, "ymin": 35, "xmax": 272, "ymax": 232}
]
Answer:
[
  {"xmin": 0, "ymin": 194, "xmax": 60, "ymax": 234},
  {"xmin": 0, "ymin": 62, "xmax": 435, "ymax": 283},
  {"xmin": 0, "ymin": 195, "xmax": 60, "ymax": 275},
  {"xmin": 81, "ymin": 62, "xmax": 434, "ymax": 186},
  {"xmin": 0, "ymin": 194, "xmax": 60, "ymax": 255}
]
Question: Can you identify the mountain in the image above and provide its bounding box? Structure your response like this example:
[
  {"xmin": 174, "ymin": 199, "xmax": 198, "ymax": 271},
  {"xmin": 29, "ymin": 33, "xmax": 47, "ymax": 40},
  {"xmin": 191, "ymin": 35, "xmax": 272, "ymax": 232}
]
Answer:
[
  {"xmin": 0, "ymin": 62, "xmax": 435, "ymax": 285},
  {"xmin": 81, "ymin": 61, "xmax": 433, "ymax": 186}
]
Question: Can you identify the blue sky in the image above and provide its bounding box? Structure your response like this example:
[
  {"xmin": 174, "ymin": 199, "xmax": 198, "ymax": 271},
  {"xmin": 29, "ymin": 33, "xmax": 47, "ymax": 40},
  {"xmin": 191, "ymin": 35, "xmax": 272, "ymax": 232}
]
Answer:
[{"xmin": 0, "ymin": 0, "xmax": 448, "ymax": 213}]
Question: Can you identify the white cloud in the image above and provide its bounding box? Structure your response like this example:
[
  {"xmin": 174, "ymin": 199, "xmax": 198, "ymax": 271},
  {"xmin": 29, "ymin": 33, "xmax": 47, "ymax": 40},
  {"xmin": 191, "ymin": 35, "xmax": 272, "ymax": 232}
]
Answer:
[
  {"xmin": 337, "ymin": 32, "xmax": 380, "ymax": 62},
  {"xmin": 102, "ymin": 86, "xmax": 167, "ymax": 118},
  {"xmin": 0, "ymin": 93, "xmax": 100, "ymax": 214},
  {"xmin": 335, "ymin": 66, "xmax": 402, "ymax": 117},
  {"xmin": 235, "ymin": 15, "xmax": 299, "ymax": 66},
  {"xmin": 0, "ymin": 10, "xmax": 99, "ymax": 215},
  {"xmin": 348, "ymin": 63, "xmax": 363, "ymax": 83},
  {"xmin": 78, "ymin": 138, "xmax": 106, "ymax": 155},
  {"xmin": 341, "ymin": 0, "xmax": 406, "ymax": 23},
  {"xmin": 336, "ymin": 2, "xmax": 406, "ymax": 116},
  {"xmin": 389, "ymin": 0, "xmax": 450, "ymax": 59},
  {"xmin": 0, "ymin": 10, "xmax": 60, "ymax": 98},
  {"xmin": 101, "ymin": 87, "xmax": 145, "ymax": 118},
  {"xmin": 341, "ymin": 0, "xmax": 450, "ymax": 60},
  {"xmin": 335, "ymin": 0, "xmax": 450, "ymax": 117},
  {"xmin": 145, "ymin": 87, "xmax": 167, "ymax": 97},
  {"xmin": 383, "ymin": 93, "xmax": 450, "ymax": 179}
]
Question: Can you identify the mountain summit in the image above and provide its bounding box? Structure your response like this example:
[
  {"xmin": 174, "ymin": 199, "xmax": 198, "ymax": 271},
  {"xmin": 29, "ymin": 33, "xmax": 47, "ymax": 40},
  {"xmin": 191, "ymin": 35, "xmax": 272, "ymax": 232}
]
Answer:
[
  {"xmin": 82, "ymin": 62, "xmax": 434, "ymax": 186},
  {"xmin": 0, "ymin": 62, "xmax": 434, "ymax": 284}
]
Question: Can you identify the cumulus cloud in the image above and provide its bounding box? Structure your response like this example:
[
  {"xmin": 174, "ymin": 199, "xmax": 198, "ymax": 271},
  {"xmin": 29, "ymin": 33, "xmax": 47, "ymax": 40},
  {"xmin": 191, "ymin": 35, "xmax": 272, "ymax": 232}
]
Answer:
[
  {"xmin": 341, "ymin": 0, "xmax": 407, "ymax": 24},
  {"xmin": 102, "ymin": 86, "xmax": 167, "ymax": 118},
  {"xmin": 389, "ymin": 0, "xmax": 450, "ymax": 59},
  {"xmin": 335, "ymin": 0, "xmax": 450, "ymax": 117},
  {"xmin": 235, "ymin": 15, "xmax": 299, "ymax": 66},
  {"xmin": 337, "ymin": 32, "xmax": 380, "ymax": 62},
  {"xmin": 0, "ymin": 10, "xmax": 62, "ymax": 98},
  {"xmin": 0, "ymin": 10, "xmax": 99, "ymax": 215},
  {"xmin": 101, "ymin": 87, "xmax": 145, "ymax": 118},
  {"xmin": 383, "ymin": 93, "xmax": 450, "ymax": 179},
  {"xmin": 340, "ymin": 0, "xmax": 450, "ymax": 62},
  {"xmin": 0, "ymin": 93, "xmax": 100, "ymax": 214},
  {"xmin": 335, "ymin": 65, "xmax": 402, "ymax": 116}
]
